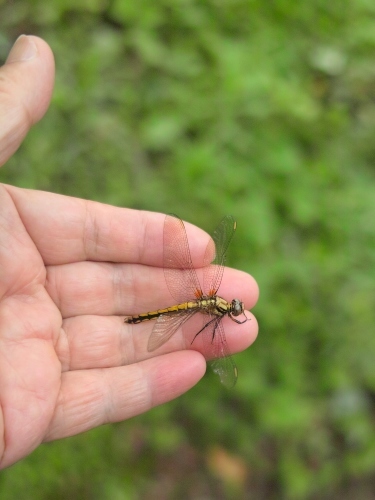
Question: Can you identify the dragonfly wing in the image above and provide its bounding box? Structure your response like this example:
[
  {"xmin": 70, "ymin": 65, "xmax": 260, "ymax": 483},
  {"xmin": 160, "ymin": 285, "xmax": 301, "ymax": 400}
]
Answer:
[
  {"xmin": 201, "ymin": 317, "xmax": 238, "ymax": 389},
  {"xmin": 203, "ymin": 215, "xmax": 236, "ymax": 296},
  {"xmin": 147, "ymin": 309, "xmax": 198, "ymax": 352},
  {"xmin": 164, "ymin": 214, "xmax": 203, "ymax": 303}
]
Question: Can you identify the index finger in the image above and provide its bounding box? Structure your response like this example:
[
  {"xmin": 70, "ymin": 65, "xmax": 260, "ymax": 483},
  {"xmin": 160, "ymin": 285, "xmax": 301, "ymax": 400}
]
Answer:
[{"xmin": 5, "ymin": 185, "xmax": 210, "ymax": 267}]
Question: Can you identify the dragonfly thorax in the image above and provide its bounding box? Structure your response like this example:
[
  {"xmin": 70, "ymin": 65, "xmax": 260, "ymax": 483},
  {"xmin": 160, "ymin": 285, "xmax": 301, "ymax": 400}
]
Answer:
[{"xmin": 199, "ymin": 296, "xmax": 245, "ymax": 320}]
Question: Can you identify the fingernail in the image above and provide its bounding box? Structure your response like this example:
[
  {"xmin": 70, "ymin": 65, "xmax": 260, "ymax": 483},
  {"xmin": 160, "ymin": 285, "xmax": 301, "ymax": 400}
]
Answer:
[{"xmin": 6, "ymin": 35, "xmax": 38, "ymax": 63}]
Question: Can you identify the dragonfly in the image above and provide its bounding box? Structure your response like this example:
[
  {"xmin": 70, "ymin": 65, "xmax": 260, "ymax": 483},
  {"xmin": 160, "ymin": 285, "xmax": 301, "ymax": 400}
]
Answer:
[{"xmin": 124, "ymin": 214, "xmax": 248, "ymax": 388}]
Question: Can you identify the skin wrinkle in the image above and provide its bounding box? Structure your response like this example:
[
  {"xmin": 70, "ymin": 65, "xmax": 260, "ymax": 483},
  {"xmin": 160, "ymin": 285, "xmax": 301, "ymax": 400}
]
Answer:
[
  {"xmin": 0, "ymin": 72, "xmax": 33, "ymax": 129},
  {"xmin": 4, "ymin": 278, "xmax": 34, "ymax": 303},
  {"xmin": 111, "ymin": 263, "xmax": 135, "ymax": 366},
  {"xmin": 62, "ymin": 316, "xmax": 122, "ymax": 370},
  {"xmin": 0, "ymin": 73, "xmax": 13, "ymax": 96},
  {"xmin": 123, "ymin": 264, "xmax": 138, "ymax": 361},
  {"xmin": 120, "ymin": 319, "xmax": 133, "ymax": 367},
  {"xmin": 103, "ymin": 363, "xmax": 151, "ymax": 425},
  {"xmin": 138, "ymin": 212, "xmax": 151, "ymax": 270},
  {"xmin": 0, "ymin": 338, "xmax": 56, "ymax": 459},
  {"xmin": 12, "ymin": 272, "xmax": 48, "ymax": 305},
  {"xmin": 148, "ymin": 358, "xmax": 173, "ymax": 407},
  {"xmin": 129, "ymin": 362, "xmax": 152, "ymax": 418},
  {"xmin": 80, "ymin": 370, "xmax": 107, "ymax": 428},
  {"xmin": 112, "ymin": 263, "xmax": 125, "ymax": 317},
  {"xmin": 94, "ymin": 321, "xmax": 119, "ymax": 367},
  {"xmin": 77, "ymin": 369, "xmax": 106, "ymax": 427},
  {"xmin": 48, "ymin": 378, "xmax": 72, "ymax": 439},
  {"xmin": 102, "ymin": 368, "xmax": 116, "ymax": 425},
  {"xmin": 44, "ymin": 265, "xmax": 58, "ymax": 309},
  {"xmin": 81, "ymin": 199, "xmax": 102, "ymax": 262},
  {"xmin": 2, "ymin": 187, "xmax": 46, "ymax": 293},
  {"xmin": 129, "ymin": 216, "xmax": 211, "ymax": 311},
  {"xmin": 93, "ymin": 376, "xmax": 109, "ymax": 428},
  {"xmin": 126, "ymin": 262, "xmax": 139, "ymax": 313},
  {"xmin": 2, "ymin": 289, "xmax": 56, "ymax": 345},
  {"xmin": 48, "ymin": 265, "xmax": 73, "ymax": 317},
  {"xmin": 43, "ymin": 378, "xmax": 65, "ymax": 442},
  {"xmin": 0, "ymin": 73, "xmax": 19, "ymax": 116},
  {"xmin": 17, "ymin": 92, "xmax": 34, "ymax": 130},
  {"xmin": 90, "ymin": 203, "xmax": 102, "ymax": 260},
  {"xmin": 82, "ymin": 200, "xmax": 93, "ymax": 261},
  {"xmin": 0, "ymin": 91, "xmax": 28, "ymax": 166},
  {"xmin": 19, "ymin": 377, "xmax": 52, "ymax": 424},
  {"xmin": 56, "ymin": 326, "xmax": 69, "ymax": 372},
  {"xmin": 0, "ymin": 197, "xmax": 20, "ymax": 247}
]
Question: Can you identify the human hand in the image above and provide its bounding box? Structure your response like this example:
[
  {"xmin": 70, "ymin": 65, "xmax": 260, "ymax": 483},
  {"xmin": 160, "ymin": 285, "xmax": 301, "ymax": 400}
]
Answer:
[{"xmin": 0, "ymin": 36, "xmax": 259, "ymax": 469}]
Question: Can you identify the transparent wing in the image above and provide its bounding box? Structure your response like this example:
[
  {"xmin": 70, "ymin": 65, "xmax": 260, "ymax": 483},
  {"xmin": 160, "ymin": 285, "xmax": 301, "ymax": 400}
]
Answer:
[
  {"xmin": 203, "ymin": 215, "xmax": 236, "ymax": 297},
  {"xmin": 147, "ymin": 309, "xmax": 199, "ymax": 352},
  {"xmin": 164, "ymin": 214, "xmax": 203, "ymax": 303},
  {"xmin": 201, "ymin": 317, "xmax": 238, "ymax": 389}
]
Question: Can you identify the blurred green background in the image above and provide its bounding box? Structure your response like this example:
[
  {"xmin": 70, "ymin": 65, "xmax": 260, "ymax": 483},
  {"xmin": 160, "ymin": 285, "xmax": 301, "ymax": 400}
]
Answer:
[{"xmin": 1, "ymin": 1, "xmax": 375, "ymax": 498}]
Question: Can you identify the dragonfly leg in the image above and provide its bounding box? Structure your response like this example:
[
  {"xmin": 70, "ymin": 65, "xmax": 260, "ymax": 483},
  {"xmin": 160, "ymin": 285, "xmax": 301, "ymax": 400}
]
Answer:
[
  {"xmin": 229, "ymin": 312, "xmax": 249, "ymax": 324},
  {"xmin": 191, "ymin": 316, "xmax": 218, "ymax": 345},
  {"xmin": 210, "ymin": 319, "xmax": 220, "ymax": 343}
]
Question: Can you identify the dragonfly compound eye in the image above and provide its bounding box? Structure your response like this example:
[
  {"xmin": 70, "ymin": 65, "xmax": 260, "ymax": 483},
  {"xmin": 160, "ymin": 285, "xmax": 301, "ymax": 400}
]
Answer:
[{"xmin": 231, "ymin": 299, "xmax": 244, "ymax": 316}]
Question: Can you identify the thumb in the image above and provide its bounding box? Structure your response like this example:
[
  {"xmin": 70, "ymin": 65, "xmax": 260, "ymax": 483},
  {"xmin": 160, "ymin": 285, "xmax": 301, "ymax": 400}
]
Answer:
[{"xmin": 0, "ymin": 35, "xmax": 55, "ymax": 167}]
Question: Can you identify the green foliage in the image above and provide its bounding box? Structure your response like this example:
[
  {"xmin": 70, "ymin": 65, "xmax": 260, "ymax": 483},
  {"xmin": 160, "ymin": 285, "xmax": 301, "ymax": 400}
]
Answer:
[{"xmin": 1, "ymin": 0, "xmax": 375, "ymax": 498}]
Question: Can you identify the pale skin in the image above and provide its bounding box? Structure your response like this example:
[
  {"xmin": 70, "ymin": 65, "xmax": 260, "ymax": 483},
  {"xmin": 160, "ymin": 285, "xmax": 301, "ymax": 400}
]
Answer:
[{"xmin": 0, "ymin": 36, "xmax": 259, "ymax": 469}]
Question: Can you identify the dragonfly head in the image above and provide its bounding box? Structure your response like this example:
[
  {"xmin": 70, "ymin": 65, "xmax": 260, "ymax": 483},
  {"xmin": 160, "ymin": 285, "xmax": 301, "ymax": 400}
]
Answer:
[{"xmin": 231, "ymin": 298, "xmax": 244, "ymax": 317}]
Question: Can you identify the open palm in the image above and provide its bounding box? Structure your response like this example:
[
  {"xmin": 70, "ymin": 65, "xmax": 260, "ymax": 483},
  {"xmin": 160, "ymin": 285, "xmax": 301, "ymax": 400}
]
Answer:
[{"xmin": 0, "ymin": 36, "xmax": 258, "ymax": 469}]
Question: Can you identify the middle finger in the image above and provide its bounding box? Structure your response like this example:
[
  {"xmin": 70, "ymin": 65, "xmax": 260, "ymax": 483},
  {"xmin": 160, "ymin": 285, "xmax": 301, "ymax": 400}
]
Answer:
[
  {"xmin": 57, "ymin": 311, "xmax": 257, "ymax": 372},
  {"xmin": 46, "ymin": 261, "xmax": 258, "ymax": 318}
]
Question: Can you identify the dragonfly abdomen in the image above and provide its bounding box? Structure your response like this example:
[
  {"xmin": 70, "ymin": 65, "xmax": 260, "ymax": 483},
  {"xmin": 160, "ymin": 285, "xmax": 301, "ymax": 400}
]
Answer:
[
  {"xmin": 125, "ymin": 296, "xmax": 234, "ymax": 324},
  {"xmin": 124, "ymin": 300, "xmax": 200, "ymax": 324}
]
